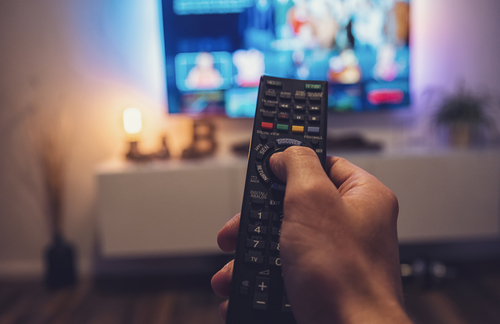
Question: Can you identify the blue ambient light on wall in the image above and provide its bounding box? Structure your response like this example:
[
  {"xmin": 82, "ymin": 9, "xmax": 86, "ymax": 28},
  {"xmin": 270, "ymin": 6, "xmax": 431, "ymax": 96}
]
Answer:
[{"xmin": 71, "ymin": 0, "xmax": 167, "ymax": 101}]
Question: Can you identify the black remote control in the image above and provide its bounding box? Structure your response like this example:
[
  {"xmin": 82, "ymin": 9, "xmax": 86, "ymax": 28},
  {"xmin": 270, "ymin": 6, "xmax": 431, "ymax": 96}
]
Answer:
[{"xmin": 226, "ymin": 76, "xmax": 328, "ymax": 324}]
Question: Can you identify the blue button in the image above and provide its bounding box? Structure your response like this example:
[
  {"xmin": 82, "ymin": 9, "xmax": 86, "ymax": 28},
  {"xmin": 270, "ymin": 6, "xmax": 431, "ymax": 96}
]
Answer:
[{"xmin": 308, "ymin": 127, "xmax": 320, "ymax": 134}]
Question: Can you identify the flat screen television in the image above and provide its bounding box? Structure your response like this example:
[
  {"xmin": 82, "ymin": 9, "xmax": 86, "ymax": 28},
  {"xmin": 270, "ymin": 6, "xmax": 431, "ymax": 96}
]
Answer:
[{"xmin": 161, "ymin": 0, "xmax": 410, "ymax": 117}]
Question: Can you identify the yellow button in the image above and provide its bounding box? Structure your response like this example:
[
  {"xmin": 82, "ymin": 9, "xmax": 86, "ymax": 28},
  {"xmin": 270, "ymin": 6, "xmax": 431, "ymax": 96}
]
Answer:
[{"xmin": 292, "ymin": 125, "xmax": 304, "ymax": 133}]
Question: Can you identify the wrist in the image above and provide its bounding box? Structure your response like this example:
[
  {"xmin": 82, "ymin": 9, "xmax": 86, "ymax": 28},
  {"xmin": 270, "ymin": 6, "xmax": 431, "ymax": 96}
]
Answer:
[{"xmin": 338, "ymin": 295, "xmax": 412, "ymax": 324}]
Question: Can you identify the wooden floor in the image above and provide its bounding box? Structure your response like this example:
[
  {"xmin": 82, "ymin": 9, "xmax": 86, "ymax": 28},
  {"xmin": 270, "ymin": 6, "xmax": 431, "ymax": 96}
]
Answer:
[{"xmin": 1, "ymin": 262, "xmax": 500, "ymax": 324}]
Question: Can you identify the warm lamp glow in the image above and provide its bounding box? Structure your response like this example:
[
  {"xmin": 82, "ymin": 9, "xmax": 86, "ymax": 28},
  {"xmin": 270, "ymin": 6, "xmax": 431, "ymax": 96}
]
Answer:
[{"xmin": 123, "ymin": 108, "xmax": 142, "ymax": 135}]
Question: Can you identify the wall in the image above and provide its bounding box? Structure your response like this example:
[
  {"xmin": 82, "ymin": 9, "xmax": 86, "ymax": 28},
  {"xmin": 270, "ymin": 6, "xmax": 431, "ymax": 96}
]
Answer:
[
  {"xmin": 0, "ymin": 0, "xmax": 168, "ymax": 277},
  {"xmin": 1, "ymin": 0, "xmax": 500, "ymax": 278}
]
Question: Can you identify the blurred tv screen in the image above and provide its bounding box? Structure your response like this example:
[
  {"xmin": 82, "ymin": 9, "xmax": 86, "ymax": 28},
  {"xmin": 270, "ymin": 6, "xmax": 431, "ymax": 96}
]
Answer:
[{"xmin": 161, "ymin": 0, "xmax": 410, "ymax": 117}]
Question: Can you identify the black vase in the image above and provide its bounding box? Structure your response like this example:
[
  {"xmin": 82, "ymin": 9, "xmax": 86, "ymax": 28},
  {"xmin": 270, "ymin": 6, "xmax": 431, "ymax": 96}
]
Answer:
[{"xmin": 44, "ymin": 233, "xmax": 77, "ymax": 289}]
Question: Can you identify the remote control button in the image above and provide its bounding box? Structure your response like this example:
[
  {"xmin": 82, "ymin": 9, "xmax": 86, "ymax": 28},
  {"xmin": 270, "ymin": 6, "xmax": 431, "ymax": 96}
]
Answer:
[
  {"xmin": 256, "ymin": 142, "xmax": 275, "ymax": 161},
  {"xmin": 279, "ymin": 103, "xmax": 291, "ymax": 109},
  {"xmin": 308, "ymin": 126, "xmax": 320, "ymax": 134},
  {"xmin": 247, "ymin": 239, "xmax": 266, "ymax": 249},
  {"xmin": 262, "ymin": 111, "xmax": 276, "ymax": 118},
  {"xmin": 265, "ymin": 89, "xmax": 277, "ymax": 97},
  {"xmin": 248, "ymin": 225, "xmax": 267, "ymax": 234},
  {"xmin": 307, "ymin": 92, "xmax": 323, "ymax": 101},
  {"xmin": 266, "ymin": 80, "xmax": 282, "ymax": 87},
  {"xmin": 245, "ymin": 254, "xmax": 264, "ymax": 264},
  {"xmin": 256, "ymin": 163, "xmax": 271, "ymax": 183},
  {"xmin": 269, "ymin": 257, "xmax": 282, "ymax": 267},
  {"xmin": 263, "ymin": 99, "xmax": 278, "ymax": 108},
  {"xmin": 250, "ymin": 211, "xmax": 269, "ymax": 220},
  {"xmin": 253, "ymin": 293, "xmax": 269, "ymax": 310},
  {"xmin": 305, "ymin": 83, "xmax": 322, "ymax": 91},
  {"xmin": 276, "ymin": 138, "xmax": 302, "ymax": 147},
  {"xmin": 293, "ymin": 115, "xmax": 305, "ymax": 122},
  {"xmin": 280, "ymin": 91, "xmax": 291, "ymax": 99},
  {"xmin": 292, "ymin": 125, "xmax": 304, "ymax": 133},
  {"xmin": 240, "ymin": 278, "xmax": 250, "ymax": 294},
  {"xmin": 251, "ymin": 197, "xmax": 266, "ymax": 205},
  {"xmin": 270, "ymin": 242, "xmax": 280, "ymax": 251},
  {"xmin": 278, "ymin": 112, "xmax": 289, "ymax": 120},
  {"xmin": 311, "ymin": 138, "xmax": 320, "ymax": 146},
  {"xmin": 261, "ymin": 122, "xmax": 273, "ymax": 130},
  {"xmin": 308, "ymin": 115, "xmax": 321, "ymax": 122},
  {"xmin": 309, "ymin": 106, "xmax": 321, "ymax": 113},
  {"xmin": 269, "ymin": 199, "xmax": 282, "ymax": 208},
  {"xmin": 259, "ymin": 133, "xmax": 268, "ymax": 141},
  {"xmin": 271, "ymin": 227, "xmax": 281, "ymax": 236},
  {"xmin": 282, "ymin": 293, "xmax": 292, "ymax": 312},
  {"xmin": 240, "ymin": 287, "xmax": 249, "ymax": 294},
  {"xmin": 294, "ymin": 91, "xmax": 306, "ymax": 100},
  {"xmin": 253, "ymin": 277, "xmax": 270, "ymax": 309},
  {"xmin": 255, "ymin": 277, "xmax": 270, "ymax": 293},
  {"xmin": 294, "ymin": 104, "xmax": 306, "ymax": 112},
  {"xmin": 271, "ymin": 183, "xmax": 286, "ymax": 192},
  {"xmin": 272, "ymin": 213, "xmax": 284, "ymax": 222},
  {"xmin": 277, "ymin": 124, "xmax": 289, "ymax": 132}
]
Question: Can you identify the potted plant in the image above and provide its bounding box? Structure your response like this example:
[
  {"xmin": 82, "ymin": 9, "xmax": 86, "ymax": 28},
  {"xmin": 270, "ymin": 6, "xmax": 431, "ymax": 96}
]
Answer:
[
  {"xmin": 430, "ymin": 83, "xmax": 499, "ymax": 148},
  {"xmin": 29, "ymin": 107, "xmax": 77, "ymax": 289}
]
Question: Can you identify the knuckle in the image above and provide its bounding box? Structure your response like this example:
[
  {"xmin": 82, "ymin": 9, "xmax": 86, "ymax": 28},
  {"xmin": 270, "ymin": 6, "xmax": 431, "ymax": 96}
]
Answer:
[
  {"xmin": 384, "ymin": 188, "xmax": 399, "ymax": 219},
  {"xmin": 284, "ymin": 145, "xmax": 315, "ymax": 157}
]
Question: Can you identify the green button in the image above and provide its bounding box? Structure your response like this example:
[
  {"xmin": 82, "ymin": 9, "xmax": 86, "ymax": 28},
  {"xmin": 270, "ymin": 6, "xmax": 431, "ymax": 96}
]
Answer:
[
  {"xmin": 277, "ymin": 124, "xmax": 289, "ymax": 131},
  {"xmin": 267, "ymin": 80, "xmax": 283, "ymax": 87},
  {"xmin": 305, "ymin": 84, "xmax": 322, "ymax": 90}
]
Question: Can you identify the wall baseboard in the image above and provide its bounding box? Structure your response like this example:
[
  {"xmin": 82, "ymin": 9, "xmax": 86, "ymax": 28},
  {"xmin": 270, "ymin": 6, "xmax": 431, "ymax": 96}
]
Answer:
[{"xmin": 0, "ymin": 257, "xmax": 92, "ymax": 280}]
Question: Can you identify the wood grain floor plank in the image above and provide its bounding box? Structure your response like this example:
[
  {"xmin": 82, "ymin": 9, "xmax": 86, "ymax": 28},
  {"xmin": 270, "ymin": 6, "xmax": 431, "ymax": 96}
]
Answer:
[
  {"xmin": 0, "ymin": 283, "xmax": 44, "ymax": 324},
  {"xmin": 149, "ymin": 292, "xmax": 178, "ymax": 324},
  {"xmin": 48, "ymin": 280, "xmax": 93, "ymax": 324},
  {"xmin": 1, "ymin": 267, "xmax": 500, "ymax": 324}
]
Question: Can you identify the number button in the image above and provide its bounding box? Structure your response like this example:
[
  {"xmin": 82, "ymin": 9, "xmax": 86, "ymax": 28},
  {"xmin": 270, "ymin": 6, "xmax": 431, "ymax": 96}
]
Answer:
[
  {"xmin": 248, "ymin": 225, "xmax": 268, "ymax": 235},
  {"xmin": 269, "ymin": 257, "xmax": 282, "ymax": 267},
  {"xmin": 250, "ymin": 211, "xmax": 269, "ymax": 220},
  {"xmin": 270, "ymin": 242, "xmax": 280, "ymax": 251},
  {"xmin": 272, "ymin": 213, "xmax": 284, "ymax": 222},
  {"xmin": 246, "ymin": 239, "xmax": 266, "ymax": 249}
]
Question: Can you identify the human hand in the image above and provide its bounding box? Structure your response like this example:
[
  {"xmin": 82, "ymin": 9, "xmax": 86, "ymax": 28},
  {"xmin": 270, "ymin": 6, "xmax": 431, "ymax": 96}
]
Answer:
[{"xmin": 212, "ymin": 146, "xmax": 412, "ymax": 324}]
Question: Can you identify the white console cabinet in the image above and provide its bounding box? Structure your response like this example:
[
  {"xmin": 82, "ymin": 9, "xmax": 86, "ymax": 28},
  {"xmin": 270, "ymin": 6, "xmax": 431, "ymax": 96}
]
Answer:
[{"xmin": 96, "ymin": 150, "xmax": 500, "ymax": 257}]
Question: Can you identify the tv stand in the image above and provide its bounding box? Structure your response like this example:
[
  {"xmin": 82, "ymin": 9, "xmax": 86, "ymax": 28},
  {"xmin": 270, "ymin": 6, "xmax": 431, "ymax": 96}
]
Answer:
[{"xmin": 96, "ymin": 149, "xmax": 500, "ymax": 257}]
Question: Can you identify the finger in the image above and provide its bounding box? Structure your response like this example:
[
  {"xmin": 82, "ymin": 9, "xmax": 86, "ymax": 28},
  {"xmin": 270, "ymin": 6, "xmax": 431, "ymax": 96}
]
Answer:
[
  {"xmin": 217, "ymin": 213, "xmax": 240, "ymax": 253},
  {"xmin": 211, "ymin": 259, "xmax": 234, "ymax": 297},
  {"xmin": 326, "ymin": 156, "xmax": 367, "ymax": 188},
  {"xmin": 326, "ymin": 156, "xmax": 382, "ymax": 197},
  {"xmin": 269, "ymin": 146, "xmax": 336, "ymax": 195},
  {"xmin": 219, "ymin": 300, "xmax": 228, "ymax": 321}
]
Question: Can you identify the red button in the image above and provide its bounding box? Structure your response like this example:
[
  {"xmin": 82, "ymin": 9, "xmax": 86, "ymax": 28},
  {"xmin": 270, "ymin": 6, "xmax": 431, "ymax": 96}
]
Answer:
[{"xmin": 261, "ymin": 122, "xmax": 273, "ymax": 130}]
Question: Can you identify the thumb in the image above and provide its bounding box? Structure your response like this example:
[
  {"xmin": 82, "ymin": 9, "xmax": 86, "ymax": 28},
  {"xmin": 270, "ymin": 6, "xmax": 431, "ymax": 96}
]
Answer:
[{"xmin": 269, "ymin": 146, "xmax": 331, "ymax": 189}]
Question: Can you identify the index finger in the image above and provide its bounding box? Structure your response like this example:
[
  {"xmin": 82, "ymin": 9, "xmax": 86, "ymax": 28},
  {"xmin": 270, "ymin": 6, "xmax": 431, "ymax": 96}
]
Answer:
[
  {"xmin": 217, "ymin": 213, "xmax": 240, "ymax": 253},
  {"xmin": 326, "ymin": 156, "xmax": 360, "ymax": 187}
]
